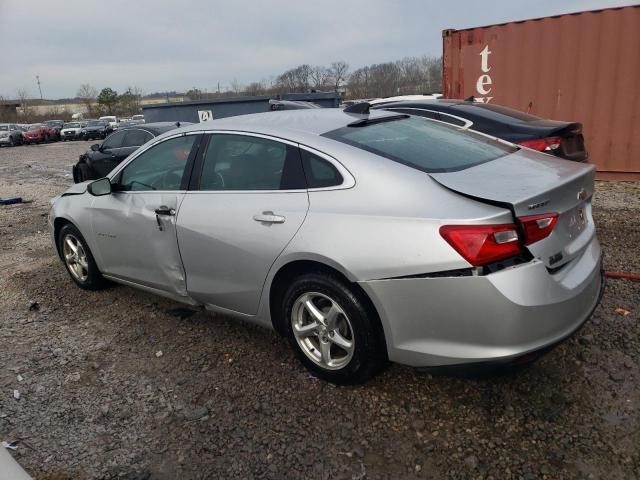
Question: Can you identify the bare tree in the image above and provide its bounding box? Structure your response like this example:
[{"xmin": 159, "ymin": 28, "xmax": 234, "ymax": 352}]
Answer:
[
  {"xmin": 244, "ymin": 81, "xmax": 266, "ymax": 96},
  {"xmin": 230, "ymin": 78, "xmax": 243, "ymax": 95},
  {"xmin": 309, "ymin": 66, "xmax": 330, "ymax": 90},
  {"xmin": 77, "ymin": 84, "xmax": 98, "ymax": 116},
  {"xmin": 16, "ymin": 88, "xmax": 31, "ymax": 120},
  {"xmin": 328, "ymin": 61, "xmax": 349, "ymax": 91}
]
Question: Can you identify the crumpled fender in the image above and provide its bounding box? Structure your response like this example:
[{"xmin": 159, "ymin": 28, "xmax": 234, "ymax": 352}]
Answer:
[{"xmin": 61, "ymin": 181, "xmax": 89, "ymax": 196}]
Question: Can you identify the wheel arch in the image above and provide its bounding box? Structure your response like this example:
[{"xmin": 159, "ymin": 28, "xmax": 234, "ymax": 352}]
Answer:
[
  {"xmin": 53, "ymin": 217, "xmax": 75, "ymax": 259},
  {"xmin": 267, "ymin": 259, "xmax": 388, "ymax": 360}
]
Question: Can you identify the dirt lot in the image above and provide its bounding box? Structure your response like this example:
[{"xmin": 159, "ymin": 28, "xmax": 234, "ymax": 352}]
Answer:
[{"xmin": 0, "ymin": 141, "xmax": 638, "ymax": 480}]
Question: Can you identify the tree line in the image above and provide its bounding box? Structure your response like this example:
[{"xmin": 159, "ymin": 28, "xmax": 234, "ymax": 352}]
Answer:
[
  {"xmin": 186, "ymin": 55, "xmax": 442, "ymax": 100},
  {"xmin": 1, "ymin": 53, "xmax": 442, "ymax": 122}
]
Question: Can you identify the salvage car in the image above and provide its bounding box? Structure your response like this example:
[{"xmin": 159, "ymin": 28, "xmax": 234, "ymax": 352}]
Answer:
[
  {"xmin": 60, "ymin": 121, "xmax": 85, "ymax": 141},
  {"xmin": 0, "ymin": 124, "xmax": 23, "ymax": 147},
  {"xmin": 372, "ymin": 99, "xmax": 588, "ymax": 162},
  {"xmin": 73, "ymin": 122, "xmax": 188, "ymax": 182},
  {"xmin": 44, "ymin": 119, "xmax": 64, "ymax": 141},
  {"xmin": 80, "ymin": 120, "xmax": 112, "ymax": 141},
  {"xmin": 49, "ymin": 107, "xmax": 603, "ymax": 384},
  {"xmin": 22, "ymin": 124, "xmax": 53, "ymax": 144}
]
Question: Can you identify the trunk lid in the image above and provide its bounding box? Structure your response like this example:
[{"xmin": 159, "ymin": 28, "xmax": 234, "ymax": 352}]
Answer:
[
  {"xmin": 519, "ymin": 120, "xmax": 587, "ymax": 162},
  {"xmin": 431, "ymin": 149, "xmax": 596, "ymax": 269}
]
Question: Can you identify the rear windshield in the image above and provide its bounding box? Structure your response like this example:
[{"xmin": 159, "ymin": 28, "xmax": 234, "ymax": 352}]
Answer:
[{"xmin": 323, "ymin": 117, "xmax": 514, "ymax": 173}]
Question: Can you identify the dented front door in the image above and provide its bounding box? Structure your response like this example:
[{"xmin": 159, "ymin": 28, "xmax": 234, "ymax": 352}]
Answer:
[{"xmin": 90, "ymin": 191, "xmax": 187, "ymax": 295}]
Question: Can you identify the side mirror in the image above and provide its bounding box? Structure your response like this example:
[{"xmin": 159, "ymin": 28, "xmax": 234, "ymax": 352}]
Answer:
[
  {"xmin": 87, "ymin": 178, "xmax": 112, "ymax": 196},
  {"xmin": 90, "ymin": 143, "xmax": 100, "ymax": 152}
]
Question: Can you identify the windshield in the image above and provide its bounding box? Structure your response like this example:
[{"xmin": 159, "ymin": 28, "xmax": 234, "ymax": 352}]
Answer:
[
  {"xmin": 87, "ymin": 121, "xmax": 103, "ymax": 127},
  {"xmin": 28, "ymin": 124, "xmax": 44, "ymax": 131},
  {"xmin": 323, "ymin": 116, "xmax": 515, "ymax": 173},
  {"xmin": 64, "ymin": 122, "xmax": 80, "ymax": 128},
  {"xmin": 0, "ymin": 125, "xmax": 8, "ymax": 131}
]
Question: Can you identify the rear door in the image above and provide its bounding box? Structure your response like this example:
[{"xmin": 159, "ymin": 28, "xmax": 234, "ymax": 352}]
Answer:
[{"xmin": 176, "ymin": 132, "xmax": 309, "ymax": 315}]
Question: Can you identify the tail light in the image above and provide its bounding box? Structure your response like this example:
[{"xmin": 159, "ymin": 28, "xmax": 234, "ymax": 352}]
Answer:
[
  {"xmin": 439, "ymin": 224, "xmax": 523, "ymax": 266},
  {"xmin": 518, "ymin": 136, "xmax": 562, "ymax": 152},
  {"xmin": 518, "ymin": 213, "xmax": 558, "ymax": 245},
  {"xmin": 440, "ymin": 214, "xmax": 558, "ymax": 266}
]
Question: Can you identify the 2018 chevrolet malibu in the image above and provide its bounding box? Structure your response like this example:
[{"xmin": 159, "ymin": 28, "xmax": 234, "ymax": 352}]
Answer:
[{"xmin": 48, "ymin": 106, "xmax": 603, "ymax": 384}]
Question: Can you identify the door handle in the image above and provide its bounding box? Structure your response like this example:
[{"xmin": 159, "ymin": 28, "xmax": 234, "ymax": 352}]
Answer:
[
  {"xmin": 253, "ymin": 211, "xmax": 285, "ymax": 224},
  {"xmin": 155, "ymin": 206, "xmax": 176, "ymax": 216},
  {"xmin": 155, "ymin": 206, "xmax": 176, "ymax": 231}
]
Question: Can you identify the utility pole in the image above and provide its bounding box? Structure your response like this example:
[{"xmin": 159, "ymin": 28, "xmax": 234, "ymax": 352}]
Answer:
[{"xmin": 36, "ymin": 75, "xmax": 43, "ymax": 100}]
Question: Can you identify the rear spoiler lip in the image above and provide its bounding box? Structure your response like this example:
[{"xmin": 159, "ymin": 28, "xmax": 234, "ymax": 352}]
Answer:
[{"xmin": 520, "ymin": 120, "xmax": 583, "ymax": 136}]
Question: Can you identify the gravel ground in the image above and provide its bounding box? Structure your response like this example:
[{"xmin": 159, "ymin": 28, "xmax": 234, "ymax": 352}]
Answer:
[{"xmin": 0, "ymin": 142, "xmax": 638, "ymax": 480}]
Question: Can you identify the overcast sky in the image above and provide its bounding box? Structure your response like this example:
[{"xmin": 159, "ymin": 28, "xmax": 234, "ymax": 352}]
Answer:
[{"xmin": 0, "ymin": 0, "xmax": 635, "ymax": 99}]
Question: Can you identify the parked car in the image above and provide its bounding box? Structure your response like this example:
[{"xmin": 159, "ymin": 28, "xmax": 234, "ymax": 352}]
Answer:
[
  {"xmin": 131, "ymin": 114, "xmax": 145, "ymax": 123},
  {"xmin": 44, "ymin": 120, "xmax": 64, "ymax": 141},
  {"xmin": 60, "ymin": 122, "xmax": 86, "ymax": 141},
  {"xmin": 50, "ymin": 108, "xmax": 602, "ymax": 384},
  {"xmin": 99, "ymin": 116, "xmax": 119, "ymax": 130},
  {"xmin": 0, "ymin": 124, "xmax": 24, "ymax": 147},
  {"xmin": 372, "ymin": 99, "xmax": 588, "ymax": 162},
  {"xmin": 22, "ymin": 124, "xmax": 53, "ymax": 144},
  {"xmin": 80, "ymin": 120, "xmax": 112, "ymax": 141},
  {"xmin": 73, "ymin": 122, "xmax": 188, "ymax": 182}
]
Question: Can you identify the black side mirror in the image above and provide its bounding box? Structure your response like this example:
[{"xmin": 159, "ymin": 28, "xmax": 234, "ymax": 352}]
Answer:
[
  {"xmin": 87, "ymin": 178, "xmax": 111, "ymax": 196},
  {"xmin": 90, "ymin": 143, "xmax": 100, "ymax": 152}
]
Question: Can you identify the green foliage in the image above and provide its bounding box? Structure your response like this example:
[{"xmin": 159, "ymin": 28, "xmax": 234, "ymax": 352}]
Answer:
[{"xmin": 97, "ymin": 88, "xmax": 118, "ymax": 114}]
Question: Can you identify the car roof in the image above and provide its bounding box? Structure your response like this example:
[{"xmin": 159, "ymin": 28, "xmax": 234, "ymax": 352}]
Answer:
[
  {"xmin": 176, "ymin": 109, "xmax": 401, "ymax": 139},
  {"xmin": 120, "ymin": 121, "xmax": 191, "ymax": 135}
]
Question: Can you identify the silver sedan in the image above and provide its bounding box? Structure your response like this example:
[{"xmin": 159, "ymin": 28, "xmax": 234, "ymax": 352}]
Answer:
[{"xmin": 49, "ymin": 107, "xmax": 603, "ymax": 384}]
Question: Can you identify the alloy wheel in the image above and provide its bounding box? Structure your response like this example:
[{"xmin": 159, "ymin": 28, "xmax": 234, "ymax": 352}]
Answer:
[
  {"xmin": 62, "ymin": 234, "xmax": 89, "ymax": 282},
  {"xmin": 291, "ymin": 292, "xmax": 355, "ymax": 370}
]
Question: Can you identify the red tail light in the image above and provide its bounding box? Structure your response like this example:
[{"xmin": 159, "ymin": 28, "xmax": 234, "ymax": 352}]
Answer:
[
  {"xmin": 518, "ymin": 136, "xmax": 562, "ymax": 152},
  {"xmin": 439, "ymin": 224, "xmax": 523, "ymax": 266},
  {"xmin": 518, "ymin": 213, "xmax": 558, "ymax": 245}
]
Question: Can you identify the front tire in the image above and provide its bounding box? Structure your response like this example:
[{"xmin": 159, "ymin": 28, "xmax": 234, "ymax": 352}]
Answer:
[
  {"xmin": 58, "ymin": 224, "xmax": 108, "ymax": 290},
  {"xmin": 281, "ymin": 271, "xmax": 386, "ymax": 384}
]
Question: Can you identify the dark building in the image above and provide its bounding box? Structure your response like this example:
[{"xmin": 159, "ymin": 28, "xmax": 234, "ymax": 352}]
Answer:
[{"xmin": 142, "ymin": 92, "xmax": 340, "ymax": 124}]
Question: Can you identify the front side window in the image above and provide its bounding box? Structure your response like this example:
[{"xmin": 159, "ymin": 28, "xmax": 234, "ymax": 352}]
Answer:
[
  {"xmin": 323, "ymin": 117, "xmax": 514, "ymax": 173},
  {"xmin": 199, "ymin": 134, "xmax": 305, "ymax": 191},
  {"xmin": 118, "ymin": 135, "xmax": 196, "ymax": 191},
  {"xmin": 101, "ymin": 131, "xmax": 125, "ymax": 150}
]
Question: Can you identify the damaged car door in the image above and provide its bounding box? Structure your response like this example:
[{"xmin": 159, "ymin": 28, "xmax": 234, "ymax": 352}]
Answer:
[{"xmin": 90, "ymin": 134, "xmax": 201, "ymax": 296}]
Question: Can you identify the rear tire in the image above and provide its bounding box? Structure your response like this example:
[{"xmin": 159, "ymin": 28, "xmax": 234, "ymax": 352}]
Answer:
[
  {"xmin": 58, "ymin": 223, "xmax": 108, "ymax": 290},
  {"xmin": 281, "ymin": 271, "xmax": 386, "ymax": 384}
]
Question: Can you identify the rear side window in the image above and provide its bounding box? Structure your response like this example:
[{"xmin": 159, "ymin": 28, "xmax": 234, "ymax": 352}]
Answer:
[
  {"xmin": 323, "ymin": 117, "xmax": 514, "ymax": 173},
  {"xmin": 301, "ymin": 150, "xmax": 343, "ymax": 188},
  {"xmin": 102, "ymin": 131, "xmax": 125, "ymax": 150},
  {"xmin": 123, "ymin": 129, "xmax": 153, "ymax": 147},
  {"xmin": 199, "ymin": 134, "xmax": 305, "ymax": 191},
  {"xmin": 389, "ymin": 108, "xmax": 439, "ymax": 120}
]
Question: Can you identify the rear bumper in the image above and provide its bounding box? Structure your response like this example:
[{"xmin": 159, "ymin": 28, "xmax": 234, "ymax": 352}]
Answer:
[{"xmin": 359, "ymin": 237, "xmax": 603, "ymax": 367}]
